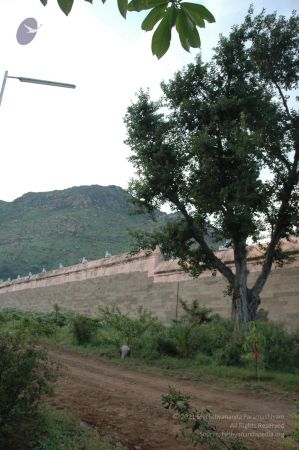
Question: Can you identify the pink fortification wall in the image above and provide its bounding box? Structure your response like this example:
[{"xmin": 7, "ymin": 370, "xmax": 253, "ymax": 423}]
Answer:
[{"xmin": 0, "ymin": 238, "xmax": 298, "ymax": 328}]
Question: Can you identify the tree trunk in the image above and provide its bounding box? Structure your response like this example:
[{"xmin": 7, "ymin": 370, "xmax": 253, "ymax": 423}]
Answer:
[
  {"xmin": 232, "ymin": 245, "xmax": 252, "ymax": 325},
  {"xmin": 247, "ymin": 289, "xmax": 261, "ymax": 321}
]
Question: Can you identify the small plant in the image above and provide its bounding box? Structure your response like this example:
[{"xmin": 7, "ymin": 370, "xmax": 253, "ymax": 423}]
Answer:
[
  {"xmin": 242, "ymin": 322, "xmax": 266, "ymax": 381},
  {"xmin": 71, "ymin": 315, "xmax": 98, "ymax": 345},
  {"xmin": 179, "ymin": 300, "xmax": 213, "ymax": 326},
  {"xmin": 168, "ymin": 323, "xmax": 196, "ymax": 358},
  {"xmin": 169, "ymin": 300, "xmax": 214, "ymax": 358},
  {"xmin": 285, "ymin": 400, "xmax": 299, "ymax": 444},
  {"xmin": 161, "ymin": 386, "xmax": 247, "ymax": 449}
]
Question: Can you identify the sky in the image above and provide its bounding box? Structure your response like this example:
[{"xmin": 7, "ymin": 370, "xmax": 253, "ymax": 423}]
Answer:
[{"xmin": 0, "ymin": 0, "xmax": 297, "ymax": 202}]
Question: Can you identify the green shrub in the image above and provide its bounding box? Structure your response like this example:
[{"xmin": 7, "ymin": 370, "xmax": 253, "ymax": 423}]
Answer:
[
  {"xmin": 216, "ymin": 329, "xmax": 245, "ymax": 366},
  {"xmin": 34, "ymin": 310, "xmax": 73, "ymax": 328},
  {"xmin": 156, "ymin": 335, "xmax": 179, "ymax": 357},
  {"xmin": 168, "ymin": 323, "xmax": 199, "ymax": 358},
  {"xmin": 0, "ymin": 333, "xmax": 57, "ymax": 447},
  {"xmin": 257, "ymin": 322, "xmax": 299, "ymax": 371},
  {"xmin": 255, "ymin": 308, "xmax": 269, "ymax": 321},
  {"xmin": 98, "ymin": 305, "xmax": 159, "ymax": 348},
  {"xmin": 193, "ymin": 316, "xmax": 235, "ymax": 356},
  {"xmin": 16, "ymin": 315, "xmax": 55, "ymax": 338},
  {"xmin": 0, "ymin": 308, "xmax": 24, "ymax": 322},
  {"xmin": 166, "ymin": 300, "xmax": 215, "ymax": 358},
  {"xmin": 71, "ymin": 315, "xmax": 98, "ymax": 345},
  {"xmin": 194, "ymin": 353, "xmax": 214, "ymax": 365}
]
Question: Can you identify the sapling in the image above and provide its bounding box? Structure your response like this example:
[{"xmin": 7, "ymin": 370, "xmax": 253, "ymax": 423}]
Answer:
[{"xmin": 242, "ymin": 322, "xmax": 266, "ymax": 381}]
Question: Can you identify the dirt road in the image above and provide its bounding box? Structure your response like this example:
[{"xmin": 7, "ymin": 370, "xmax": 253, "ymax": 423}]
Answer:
[{"xmin": 49, "ymin": 348, "xmax": 297, "ymax": 450}]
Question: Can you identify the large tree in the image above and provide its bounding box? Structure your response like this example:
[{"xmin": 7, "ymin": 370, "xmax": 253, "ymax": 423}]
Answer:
[{"xmin": 124, "ymin": 8, "xmax": 299, "ymax": 325}]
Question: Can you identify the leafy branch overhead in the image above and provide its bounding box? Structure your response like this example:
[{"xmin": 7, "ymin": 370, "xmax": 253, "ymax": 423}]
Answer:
[{"xmin": 39, "ymin": 0, "xmax": 215, "ymax": 58}]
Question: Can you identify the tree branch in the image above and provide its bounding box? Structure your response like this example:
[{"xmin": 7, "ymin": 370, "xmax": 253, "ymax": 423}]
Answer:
[
  {"xmin": 273, "ymin": 81, "xmax": 293, "ymax": 123},
  {"xmin": 172, "ymin": 196, "xmax": 235, "ymax": 285},
  {"xmin": 252, "ymin": 142, "xmax": 299, "ymax": 295}
]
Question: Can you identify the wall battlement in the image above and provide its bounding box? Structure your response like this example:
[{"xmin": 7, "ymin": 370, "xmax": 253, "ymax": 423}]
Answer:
[{"xmin": 0, "ymin": 238, "xmax": 298, "ymax": 328}]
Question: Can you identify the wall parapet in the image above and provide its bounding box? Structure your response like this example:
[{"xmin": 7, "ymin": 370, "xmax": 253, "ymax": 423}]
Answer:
[{"xmin": 0, "ymin": 237, "xmax": 298, "ymax": 294}]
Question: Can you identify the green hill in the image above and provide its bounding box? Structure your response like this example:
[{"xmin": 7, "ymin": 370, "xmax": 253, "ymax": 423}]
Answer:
[{"xmin": 0, "ymin": 185, "xmax": 166, "ymax": 280}]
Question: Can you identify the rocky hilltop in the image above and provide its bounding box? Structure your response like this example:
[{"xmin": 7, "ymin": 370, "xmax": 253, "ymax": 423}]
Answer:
[{"xmin": 0, "ymin": 185, "xmax": 165, "ymax": 280}]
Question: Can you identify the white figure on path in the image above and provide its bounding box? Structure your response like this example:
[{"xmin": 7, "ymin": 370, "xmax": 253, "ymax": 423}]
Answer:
[{"xmin": 120, "ymin": 345, "xmax": 131, "ymax": 359}]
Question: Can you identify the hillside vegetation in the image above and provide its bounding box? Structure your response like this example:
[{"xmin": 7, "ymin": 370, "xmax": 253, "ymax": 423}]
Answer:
[{"xmin": 0, "ymin": 185, "xmax": 166, "ymax": 280}]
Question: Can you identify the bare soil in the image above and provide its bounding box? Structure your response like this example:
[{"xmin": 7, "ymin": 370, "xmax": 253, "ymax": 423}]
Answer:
[{"xmin": 49, "ymin": 348, "xmax": 297, "ymax": 450}]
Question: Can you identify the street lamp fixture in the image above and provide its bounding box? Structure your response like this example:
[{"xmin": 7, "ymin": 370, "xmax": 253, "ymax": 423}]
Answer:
[{"xmin": 0, "ymin": 70, "xmax": 76, "ymax": 107}]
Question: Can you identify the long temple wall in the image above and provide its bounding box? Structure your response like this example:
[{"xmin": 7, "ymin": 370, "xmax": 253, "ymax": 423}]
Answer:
[{"xmin": 0, "ymin": 239, "xmax": 298, "ymax": 329}]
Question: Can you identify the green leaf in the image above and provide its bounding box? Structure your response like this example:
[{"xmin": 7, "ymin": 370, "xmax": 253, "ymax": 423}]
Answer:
[
  {"xmin": 181, "ymin": 3, "xmax": 205, "ymax": 28},
  {"xmin": 57, "ymin": 0, "xmax": 74, "ymax": 15},
  {"xmin": 118, "ymin": 0, "xmax": 128, "ymax": 18},
  {"xmin": 40, "ymin": 0, "xmax": 48, "ymax": 5},
  {"xmin": 187, "ymin": 23, "xmax": 200, "ymax": 48},
  {"xmin": 175, "ymin": 9, "xmax": 191, "ymax": 52},
  {"xmin": 168, "ymin": 4, "xmax": 178, "ymax": 28},
  {"xmin": 84, "ymin": 0, "xmax": 93, "ymax": 3},
  {"xmin": 182, "ymin": 3, "xmax": 215, "ymax": 23},
  {"xmin": 128, "ymin": 0, "xmax": 167, "ymax": 12},
  {"xmin": 142, "ymin": 5, "xmax": 167, "ymax": 31},
  {"xmin": 175, "ymin": 9, "xmax": 201, "ymax": 50},
  {"xmin": 151, "ymin": 9, "xmax": 172, "ymax": 59}
]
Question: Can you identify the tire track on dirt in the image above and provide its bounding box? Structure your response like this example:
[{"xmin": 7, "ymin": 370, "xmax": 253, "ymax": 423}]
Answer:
[{"xmin": 49, "ymin": 348, "xmax": 297, "ymax": 450}]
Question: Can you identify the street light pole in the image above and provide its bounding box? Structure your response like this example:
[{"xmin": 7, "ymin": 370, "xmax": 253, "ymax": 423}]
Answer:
[
  {"xmin": 0, "ymin": 70, "xmax": 76, "ymax": 107},
  {"xmin": 0, "ymin": 71, "xmax": 9, "ymax": 107}
]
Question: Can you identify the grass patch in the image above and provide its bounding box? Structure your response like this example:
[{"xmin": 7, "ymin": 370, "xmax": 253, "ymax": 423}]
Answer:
[
  {"xmin": 114, "ymin": 354, "xmax": 299, "ymax": 395},
  {"xmin": 27, "ymin": 404, "xmax": 127, "ymax": 450}
]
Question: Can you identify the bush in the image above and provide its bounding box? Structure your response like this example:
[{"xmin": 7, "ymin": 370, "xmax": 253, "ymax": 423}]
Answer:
[
  {"xmin": 165, "ymin": 301, "xmax": 215, "ymax": 358},
  {"xmin": 34, "ymin": 310, "xmax": 73, "ymax": 328},
  {"xmin": 167, "ymin": 323, "xmax": 199, "ymax": 358},
  {"xmin": 16, "ymin": 315, "xmax": 55, "ymax": 338},
  {"xmin": 257, "ymin": 322, "xmax": 299, "ymax": 371},
  {"xmin": 98, "ymin": 305, "xmax": 159, "ymax": 349},
  {"xmin": 0, "ymin": 308, "xmax": 24, "ymax": 322},
  {"xmin": 71, "ymin": 315, "xmax": 98, "ymax": 345},
  {"xmin": 0, "ymin": 333, "xmax": 57, "ymax": 447},
  {"xmin": 193, "ymin": 316, "xmax": 235, "ymax": 356},
  {"xmin": 215, "ymin": 330, "xmax": 245, "ymax": 366},
  {"xmin": 156, "ymin": 335, "xmax": 180, "ymax": 357}
]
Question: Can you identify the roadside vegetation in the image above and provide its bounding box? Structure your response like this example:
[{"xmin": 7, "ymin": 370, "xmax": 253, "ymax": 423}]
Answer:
[
  {"xmin": 1, "ymin": 304, "xmax": 298, "ymax": 448},
  {"xmin": 0, "ymin": 308, "xmax": 127, "ymax": 450},
  {"xmin": 1, "ymin": 303, "xmax": 299, "ymax": 395}
]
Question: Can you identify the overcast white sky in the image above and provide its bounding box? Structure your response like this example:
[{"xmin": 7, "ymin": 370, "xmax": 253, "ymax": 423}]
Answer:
[{"xmin": 0, "ymin": 0, "xmax": 297, "ymax": 202}]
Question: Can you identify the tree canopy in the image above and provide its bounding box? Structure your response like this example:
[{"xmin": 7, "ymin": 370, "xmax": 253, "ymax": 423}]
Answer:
[
  {"xmin": 124, "ymin": 8, "xmax": 299, "ymax": 324},
  {"xmin": 39, "ymin": 0, "xmax": 215, "ymax": 58}
]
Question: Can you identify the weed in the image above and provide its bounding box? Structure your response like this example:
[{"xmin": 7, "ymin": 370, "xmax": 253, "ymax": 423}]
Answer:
[{"xmin": 162, "ymin": 386, "xmax": 247, "ymax": 449}]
